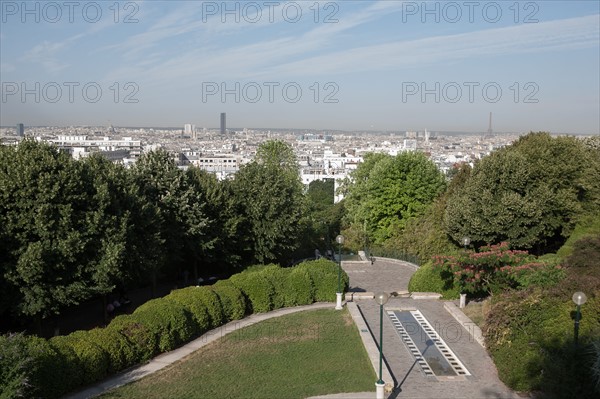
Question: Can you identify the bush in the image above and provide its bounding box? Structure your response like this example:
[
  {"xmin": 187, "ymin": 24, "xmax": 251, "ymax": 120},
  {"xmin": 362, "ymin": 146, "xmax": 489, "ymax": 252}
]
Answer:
[
  {"xmin": 484, "ymin": 288, "xmax": 600, "ymax": 397},
  {"xmin": 407, "ymin": 261, "xmax": 460, "ymax": 299},
  {"xmin": 296, "ymin": 259, "xmax": 348, "ymax": 302},
  {"xmin": 433, "ymin": 242, "xmax": 545, "ymax": 296},
  {"xmin": 556, "ymin": 215, "xmax": 600, "ymax": 259},
  {"xmin": 85, "ymin": 327, "xmax": 138, "ymax": 373},
  {"xmin": 229, "ymin": 271, "xmax": 275, "ymax": 313},
  {"xmin": 131, "ymin": 298, "xmax": 197, "ymax": 353},
  {"xmin": 256, "ymin": 265, "xmax": 288, "ymax": 310},
  {"xmin": 107, "ymin": 314, "xmax": 156, "ymax": 362},
  {"xmin": 590, "ymin": 340, "xmax": 600, "ymax": 395},
  {"xmin": 166, "ymin": 287, "xmax": 212, "ymax": 334},
  {"xmin": 47, "ymin": 335, "xmax": 86, "ymax": 395},
  {"xmin": 283, "ymin": 267, "xmax": 315, "ymax": 306},
  {"xmin": 0, "ymin": 333, "xmax": 34, "ymax": 399},
  {"xmin": 564, "ymin": 235, "xmax": 600, "ymax": 278},
  {"xmin": 23, "ymin": 336, "xmax": 62, "ymax": 399},
  {"xmin": 211, "ymin": 280, "xmax": 246, "ymax": 321},
  {"xmin": 52, "ymin": 331, "xmax": 110, "ymax": 386}
]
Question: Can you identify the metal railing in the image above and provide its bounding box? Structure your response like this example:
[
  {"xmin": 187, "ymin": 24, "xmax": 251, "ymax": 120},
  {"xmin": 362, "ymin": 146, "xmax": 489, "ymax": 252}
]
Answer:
[{"xmin": 367, "ymin": 247, "xmax": 420, "ymax": 266}]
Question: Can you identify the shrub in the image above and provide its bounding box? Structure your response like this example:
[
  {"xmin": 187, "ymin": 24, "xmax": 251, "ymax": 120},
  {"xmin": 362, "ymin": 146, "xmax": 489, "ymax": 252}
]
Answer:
[
  {"xmin": 296, "ymin": 259, "xmax": 348, "ymax": 302},
  {"xmin": 256, "ymin": 265, "xmax": 288, "ymax": 310},
  {"xmin": 590, "ymin": 340, "xmax": 600, "ymax": 395},
  {"xmin": 166, "ymin": 288, "xmax": 212, "ymax": 334},
  {"xmin": 107, "ymin": 314, "xmax": 156, "ymax": 362},
  {"xmin": 433, "ymin": 242, "xmax": 541, "ymax": 296},
  {"xmin": 47, "ymin": 335, "xmax": 86, "ymax": 395},
  {"xmin": 171, "ymin": 286, "xmax": 224, "ymax": 329},
  {"xmin": 211, "ymin": 280, "xmax": 246, "ymax": 321},
  {"xmin": 484, "ymin": 288, "xmax": 600, "ymax": 397},
  {"xmin": 85, "ymin": 327, "xmax": 138, "ymax": 373},
  {"xmin": 283, "ymin": 267, "xmax": 315, "ymax": 306},
  {"xmin": 131, "ymin": 298, "xmax": 197, "ymax": 353},
  {"xmin": 556, "ymin": 215, "xmax": 600, "ymax": 258},
  {"xmin": 23, "ymin": 336, "xmax": 62, "ymax": 399},
  {"xmin": 407, "ymin": 261, "xmax": 460, "ymax": 299},
  {"xmin": 229, "ymin": 270, "xmax": 275, "ymax": 313},
  {"xmin": 0, "ymin": 333, "xmax": 34, "ymax": 399},
  {"xmin": 52, "ymin": 331, "xmax": 110, "ymax": 385},
  {"xmin": 564, "ymin": 235, "xmax": 600, "ymax": 279},
  {"xmin": 510, "ymin": 262, "xmax": 566, "ymax": 289}
]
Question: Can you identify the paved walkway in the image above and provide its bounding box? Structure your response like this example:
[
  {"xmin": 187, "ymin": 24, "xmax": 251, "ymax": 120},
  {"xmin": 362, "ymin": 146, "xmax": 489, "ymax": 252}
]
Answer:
[{"xmin": 343, "ymin": 258, "xmax": 523, "ymax": 399}]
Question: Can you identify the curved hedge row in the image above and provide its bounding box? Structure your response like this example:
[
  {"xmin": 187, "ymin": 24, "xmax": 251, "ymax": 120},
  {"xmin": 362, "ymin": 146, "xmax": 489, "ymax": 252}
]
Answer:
[{"xmin": 0, "ymin": 260, "xmax": 347, "ymax": 399}]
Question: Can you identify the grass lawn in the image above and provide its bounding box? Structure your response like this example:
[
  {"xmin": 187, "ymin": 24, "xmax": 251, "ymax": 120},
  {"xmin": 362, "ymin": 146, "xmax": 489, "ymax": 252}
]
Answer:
[{"xmin": 100, "ymin": 308, "xmax": 376, "ymax": 399}]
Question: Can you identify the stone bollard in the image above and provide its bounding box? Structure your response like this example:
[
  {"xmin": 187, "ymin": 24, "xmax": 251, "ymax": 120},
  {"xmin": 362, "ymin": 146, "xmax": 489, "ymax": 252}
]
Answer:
[{"xmin": 459, "ymin": 293, "xmax": 467, "ymax": 309}]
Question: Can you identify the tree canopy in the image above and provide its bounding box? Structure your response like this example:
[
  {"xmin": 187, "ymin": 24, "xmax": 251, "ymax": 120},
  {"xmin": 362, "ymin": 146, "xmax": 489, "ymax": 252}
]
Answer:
[
  {"xmin": 445, "ymin": 132, "xmax": 600, "ymax": 252},
  {"xmin": 343, "ymin": 151, "xmax": 446, "ymax": 246}
]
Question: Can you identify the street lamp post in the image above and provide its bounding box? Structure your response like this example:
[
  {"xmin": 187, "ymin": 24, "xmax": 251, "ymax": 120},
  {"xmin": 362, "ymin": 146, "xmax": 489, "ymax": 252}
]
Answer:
[
  {"xmin": 335, "ymin": 234, "xmax": 345, "ymax": 310},
  {"xmin": 375, "ymin": 292, "xmax": 389, "ymax": 399},
  {"xmin": 462, "ymin": 236, "xmax": 471, "ymax": 250},
  {"xmin": 460, "ymin": 236, "xmax": 470, "ymax": 309},
  {"xmin": 572, "ymin": 291, "xmax": 587, "ymax": 348}
]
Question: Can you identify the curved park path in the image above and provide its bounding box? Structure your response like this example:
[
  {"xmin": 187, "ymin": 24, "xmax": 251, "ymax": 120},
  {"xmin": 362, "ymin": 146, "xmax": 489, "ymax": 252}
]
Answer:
[{"xmin": 338, "ymin": 258, "xmax": 524, "ymax": 399}]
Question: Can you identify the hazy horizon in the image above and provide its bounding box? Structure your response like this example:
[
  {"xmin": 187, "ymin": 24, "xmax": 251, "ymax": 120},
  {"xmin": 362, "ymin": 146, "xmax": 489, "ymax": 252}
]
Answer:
[{"xmin": 1, "ymin": 1, "xmax": 599, "ymax": 133}]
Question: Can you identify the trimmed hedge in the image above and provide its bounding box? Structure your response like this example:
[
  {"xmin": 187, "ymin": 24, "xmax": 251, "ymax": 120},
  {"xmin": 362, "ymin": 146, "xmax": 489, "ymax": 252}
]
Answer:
[
  {"xmin": 166, "ymin": 286, "xmax": 224, "ymax": 329},
  {"xmin": 229, "ymin": 270, "xmax": 276, "ymax": 313},
  {"xmin": 51, "ymin": 331, "xmax": 110, "ymax": 386},
  {"xmin": 3, "ymin": 261, "xmax": 348, "ymax": 398},
  {"xmin": 131, "ymin": 298, "xmax": 197, "ymax": 353},
  {"xmin": 257, "ymin": 264, "xmax": 288, "ymax": 309},
  {"xmin": 297, "ymin": 259, "xmax": 349, "ymax": 302},
  {"xmin": 86, "ymin": 327, "xmax": 138, "ymax": 373},
  {"xmin": 106, "ymin": 314, "xmax": 156, "ymax": 362},
  {"xmin": 284, "ymin": 267, "xmax": 315, "ymax": 306},
  {"xmin": 166, "ymin": 287, "xmax": 213, "ymax": 333},
  {"xmin": 407, "ymin": 261, "xmax": 460, "ymax": 299},
  {"xmin": 47, "ymin": 335, "xmax": 87, "ymax": 394},
  {"xmin": 211, "ymin": 280, "xmax": 246, "ymax": 321},
  {"xmin": 24, "ymin": 336, "xmax": 62, "ymax": 399}
]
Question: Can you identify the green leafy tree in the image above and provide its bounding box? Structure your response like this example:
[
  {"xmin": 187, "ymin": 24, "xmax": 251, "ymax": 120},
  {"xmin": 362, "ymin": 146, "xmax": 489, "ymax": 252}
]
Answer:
[
  {"xmin": 130, "ymin": 149, "xmax": 209, "ymax": 293},
  {"xmin": 445, "ymin": 132, "xmax": 600, "ymax": 252},
  {"xmin": 0, "ymin": 141, "xmax": 126, "ymax": 324},
  {"xmin": 344, "ymin": 151, "xmax": 446, "ymax": 245},
  {"xmin": 185, "ymin": 167, "xmax": 243, "ymax": 272},
  {"xmin": 233, "ymin": 141, "xmax": 305, "ymax": 265}
]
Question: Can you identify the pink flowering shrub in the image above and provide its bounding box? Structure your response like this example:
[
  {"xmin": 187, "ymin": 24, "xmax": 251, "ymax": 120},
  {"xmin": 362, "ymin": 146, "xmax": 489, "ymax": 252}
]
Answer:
[{"xmin": 433, "ymin": 242, "xmax": 563, "ymax": 295}]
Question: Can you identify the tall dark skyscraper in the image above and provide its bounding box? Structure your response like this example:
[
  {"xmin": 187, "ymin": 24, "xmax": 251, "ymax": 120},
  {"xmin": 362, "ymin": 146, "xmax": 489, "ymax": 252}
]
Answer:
[
  {"xmin": 220, "ymin": 113, "xmax": 226, "ymax": 135},
  {"xmin": 16, "ymin": 123, "xmax": 24, "ymax": 137}
]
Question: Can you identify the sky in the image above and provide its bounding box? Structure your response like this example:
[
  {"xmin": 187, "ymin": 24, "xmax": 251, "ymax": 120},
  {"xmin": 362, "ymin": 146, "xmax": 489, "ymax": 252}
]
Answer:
[{"xmin": 1, "ymin": 0, "xmax": 599, "ymax": 133}]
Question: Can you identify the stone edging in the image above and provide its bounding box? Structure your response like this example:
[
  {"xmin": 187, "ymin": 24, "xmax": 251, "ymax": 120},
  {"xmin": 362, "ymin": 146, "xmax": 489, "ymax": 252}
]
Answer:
[{"xmin": 346, "ymin": 301, "xmax": 394, "ymax": 393}]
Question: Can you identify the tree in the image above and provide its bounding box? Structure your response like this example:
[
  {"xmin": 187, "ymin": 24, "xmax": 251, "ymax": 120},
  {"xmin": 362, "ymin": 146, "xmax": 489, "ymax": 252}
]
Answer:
[
  {"xmin": 130, "ymin": 149, "xmax": 209, "ymax": 293},
  {"xmin": 254, "ymin": 139, "xmax": 298, "ymax": 171},
  {"xmin": 185, "ymin": 167, "xmax": 243, "ymax": 272},
  {"xmin": 233, "ymin": 141, "xmax": 305, "ymax": 265},
  {"xmin": 0, "ymin": 141, "xmax": 126, "ymax": 324},
  {"xmin": 445, "ymin": 132, "xmax": 600, "ymax": 252},
  {"xmin": 344, "ymin": 151, "xmax": 446, "ymax": 245}
]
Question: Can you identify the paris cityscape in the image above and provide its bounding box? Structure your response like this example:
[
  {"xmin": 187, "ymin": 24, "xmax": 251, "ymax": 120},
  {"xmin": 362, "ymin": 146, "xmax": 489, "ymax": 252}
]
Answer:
[{"xmin": 1, "ymin": 1, "xmax": 599, "ymax": 399}]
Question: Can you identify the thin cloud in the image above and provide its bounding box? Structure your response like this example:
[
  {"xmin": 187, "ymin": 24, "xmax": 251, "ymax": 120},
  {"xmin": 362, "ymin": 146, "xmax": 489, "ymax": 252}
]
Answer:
[{"xmin": 104, "ymin": 13, "xmax": 599, "ymax": 86}]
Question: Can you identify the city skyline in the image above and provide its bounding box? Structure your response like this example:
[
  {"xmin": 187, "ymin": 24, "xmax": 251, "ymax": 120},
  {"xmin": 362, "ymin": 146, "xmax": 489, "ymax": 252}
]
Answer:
[{"xmin": 1, "ymin": 1, "xmax": 599, "ymax": 134}]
